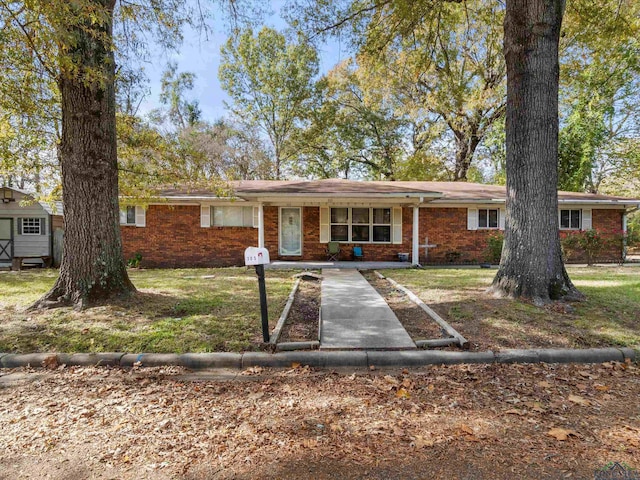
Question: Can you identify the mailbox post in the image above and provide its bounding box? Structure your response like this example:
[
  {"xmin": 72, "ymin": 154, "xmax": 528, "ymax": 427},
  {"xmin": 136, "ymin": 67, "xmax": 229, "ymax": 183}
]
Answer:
[{"xmin": 244, "ymin": 247, "xmax": 271, "ymax": 343}]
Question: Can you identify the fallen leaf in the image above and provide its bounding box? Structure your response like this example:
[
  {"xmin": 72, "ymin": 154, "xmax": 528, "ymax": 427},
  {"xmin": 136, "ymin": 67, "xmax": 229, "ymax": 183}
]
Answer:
[
  {"xmin": 329, "ymin": 423, "xmax": 343, "ymax": 432},
  {"xmin": 412, "ymin": 435, "xmax": 434, "ymax": 448},
  {"xmin": 291, "ymin": 362, "xmax": 301, "ymax": 369},
  {"xmin": 396, "ymin": 388, "xmax": 411, "ymax": 399},
  {"xmin": 384, "ymin": 375, "xmax": 399, "ymax": 386},
  {"xmin": 594, "ymin": 385, "xmax": 610, "ymax": 392},
  {"xmin": 464, "ymin": 435, "xmax": 481, "ymax": 442},
  {"xmin": 42, "ymin": 356, "xmax": 59, "ymax": 370},
  {"xmin": 458, "ymin": 424, "xmax": 474, "ymax": 436},
  {"xmin": 505, "ymin": 409, "xmax": 525, "ymax": 416},
  {"xmin": 547, "ymin": 428, "xmax": 577, "ymax": 441},
  {"xmin": 538, "ymin": 381, "xmax": 553, "ymax": 388},
  {"xmin": 568, "ymin": 395, "xmax": 590, "ymax": 406}
]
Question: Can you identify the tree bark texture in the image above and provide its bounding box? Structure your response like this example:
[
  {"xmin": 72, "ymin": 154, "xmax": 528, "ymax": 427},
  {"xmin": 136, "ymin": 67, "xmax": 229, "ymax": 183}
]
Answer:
[
  {"xmin": 491, "ymin": 0, "xmax": 582, "ymax": 304},
  {"xmin": 32, "ymin": 0, "xmax": 135, "ymax": 309}
]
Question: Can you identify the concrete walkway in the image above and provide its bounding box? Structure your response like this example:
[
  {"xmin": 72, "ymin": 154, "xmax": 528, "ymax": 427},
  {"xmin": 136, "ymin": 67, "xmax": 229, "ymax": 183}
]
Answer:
[{"xmin": 319, "ymin": 269, "xmax": 416, "ymax": 350}]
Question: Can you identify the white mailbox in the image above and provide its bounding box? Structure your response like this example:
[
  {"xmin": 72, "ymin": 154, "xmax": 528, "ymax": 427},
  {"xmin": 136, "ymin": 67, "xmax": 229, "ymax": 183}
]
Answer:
[{"xmin": 244, "ymin": 247, "xmax": 270, "ymax": 266}]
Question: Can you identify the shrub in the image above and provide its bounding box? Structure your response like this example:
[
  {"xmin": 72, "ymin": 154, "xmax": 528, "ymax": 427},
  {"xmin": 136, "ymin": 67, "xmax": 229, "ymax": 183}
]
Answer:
[
  {"xmin": 127, "ymin": 252, "xmax": 143, "ymax": 268},
  {"xmin": 484, "ymin": 231, "xmax": 504, "ymax": 264},
  {"xmin": 444, "ymin": 251, "xmax": 462, "ymax": 263},
  {"xmin": 561, "ymin": 229, "xmax": 621, "ymax": 265}
]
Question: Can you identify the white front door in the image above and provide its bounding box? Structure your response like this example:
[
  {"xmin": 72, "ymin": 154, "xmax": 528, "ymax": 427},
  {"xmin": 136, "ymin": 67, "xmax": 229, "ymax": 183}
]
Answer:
[{"xmin": 279, "ymin": 207, "xmax": 302, "ymax": 256}]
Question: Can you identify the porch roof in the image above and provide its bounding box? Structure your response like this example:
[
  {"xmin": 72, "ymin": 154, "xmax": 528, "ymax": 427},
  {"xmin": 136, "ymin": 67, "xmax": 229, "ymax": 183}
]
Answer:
[{"xmin": 233, "ymin": 179, "xmax": 441, "ymax": 198}]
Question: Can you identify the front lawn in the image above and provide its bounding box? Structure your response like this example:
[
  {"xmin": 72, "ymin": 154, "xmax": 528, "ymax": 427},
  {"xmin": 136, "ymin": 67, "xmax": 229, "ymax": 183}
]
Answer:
[
  {"xmin": 0, "ymin": 268, "xmax": 295, "ymax": 353},
  {"xmin": 384, "ymin": 266, "xmax": 640, "ymax": 351}
]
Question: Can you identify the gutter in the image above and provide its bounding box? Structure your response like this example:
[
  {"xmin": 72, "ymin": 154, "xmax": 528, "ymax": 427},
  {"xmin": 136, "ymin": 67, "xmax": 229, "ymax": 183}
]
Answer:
[{"xmin": 237, "ymin": 192, "xmax": 443, "ymax": 199}]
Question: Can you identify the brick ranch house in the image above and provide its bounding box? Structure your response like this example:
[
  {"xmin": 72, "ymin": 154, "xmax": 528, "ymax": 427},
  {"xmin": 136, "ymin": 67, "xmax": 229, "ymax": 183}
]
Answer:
[{"xmin": 119, "ymin": 179, "xmax": 640, "ymax": 268}]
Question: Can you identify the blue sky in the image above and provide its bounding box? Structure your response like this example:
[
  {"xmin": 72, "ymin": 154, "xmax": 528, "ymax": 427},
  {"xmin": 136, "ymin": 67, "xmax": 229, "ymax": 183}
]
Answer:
[{"xmin": 137, "ymin": 0, "xmax": 348, "ymax": 123}]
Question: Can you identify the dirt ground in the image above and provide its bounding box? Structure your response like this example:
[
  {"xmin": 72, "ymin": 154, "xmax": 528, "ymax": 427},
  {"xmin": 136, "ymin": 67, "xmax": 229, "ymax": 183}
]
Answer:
[
  {"xmin": 1, "ymin": 362, "xmax": 638, "ymax": 480},
  {"xmin": 278, "ymin": 280, "xmax": 320, "ymax": 343},
  {"xmin": 362, "ymin": 272, "xmax": 443, "ymax": 341}
]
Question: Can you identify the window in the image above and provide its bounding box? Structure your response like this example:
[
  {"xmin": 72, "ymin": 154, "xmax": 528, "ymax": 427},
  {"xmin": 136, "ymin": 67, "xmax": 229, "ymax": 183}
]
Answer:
[
  {"xmin": 120, "ymin": 206, "xmax": 136, "ymax": 225},
  {"xmin": 351, "ymin": 208, "xmax": 369, "ymax": 242},
  {"xmin": 373, "ymin": 208, "xmax": 392, "ymax": 242},
  {"xmin": 478, "ymin": 209, "xmax": 499, "ymax": 229},
  {"xmin": 21, "ymin": 218, "xmax": 42, "ymax": 235},
  {"xmin": 560, "ymin": 209, "xmax": 581, "ymax": 230},
  {"xmin": 212, "ymin": 206, "xmax": 254, "ymax": 227},
  {"xmin": 329, "ymin": 207, "xmax": 392, "ymax": 243},
  {"xmin": 330, "ymin": 207, "xmax": 349, "ymax": 241}
]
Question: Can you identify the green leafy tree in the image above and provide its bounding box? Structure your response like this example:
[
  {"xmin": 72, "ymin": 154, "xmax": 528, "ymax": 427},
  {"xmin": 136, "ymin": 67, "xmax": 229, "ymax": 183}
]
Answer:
[
  {"xmin": 372, "ymin": 0, "xmax": 506, "ymax": 181},
  {"xmin": 558, "ymin": 0, "xmax": 640, "ymax": 193},
  {"xmin": 288, "ymin": 0, "xmax": 586, "ymax": 302},
  {"xmin": 219, "ymin": 26, "xmax": 319, "ymax": 179},
  {"xmin": 295, "ymin": 59, "xmax": 408, "ymax": 179},
  {"xmin": 0, "ymin": 0, "xmax": 233, "ymax": 309}
]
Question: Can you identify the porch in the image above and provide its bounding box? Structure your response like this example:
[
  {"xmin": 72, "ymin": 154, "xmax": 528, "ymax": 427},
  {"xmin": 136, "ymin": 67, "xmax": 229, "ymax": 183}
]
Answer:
[{"xmin": 266, "ymin": 260, "xmax": 414, "ymax": 270}]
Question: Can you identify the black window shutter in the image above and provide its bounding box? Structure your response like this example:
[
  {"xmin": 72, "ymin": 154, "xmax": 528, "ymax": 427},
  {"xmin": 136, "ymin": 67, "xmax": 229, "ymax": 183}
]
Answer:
[
  {"xmin": 17, "ymin": 218, "xmax": 22, "ymax": 235},
  {"xmin": 41, "ymin": 217, "xmax": 47, "ymax": 235}
]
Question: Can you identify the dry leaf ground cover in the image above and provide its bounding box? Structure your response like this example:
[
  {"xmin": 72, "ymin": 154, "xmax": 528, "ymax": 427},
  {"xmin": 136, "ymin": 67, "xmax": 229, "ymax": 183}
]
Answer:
[
  {"xmin": 0, "ymin": 362, "xmax": 638, "ymax": 479},
  {"xmin": 362, "ymin": 271, "xmax": 442, "ymax": 341},
  {"xmin": 383, "ymin": 266, "xmax": 640, "ymax": 351},
  {"xmin": 0, "ymin": 268, "xmax": 295, "ymax": 353},
  {"xmin": 278, "ymin": 279, "xmax": 320, "ymax": 343}
]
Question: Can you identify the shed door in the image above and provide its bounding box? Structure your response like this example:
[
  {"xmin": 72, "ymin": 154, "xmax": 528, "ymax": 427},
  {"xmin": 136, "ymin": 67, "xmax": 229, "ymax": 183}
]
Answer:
[{"xmin": 0, "ymin": 218, "xmax": 12, "ymax": 261}]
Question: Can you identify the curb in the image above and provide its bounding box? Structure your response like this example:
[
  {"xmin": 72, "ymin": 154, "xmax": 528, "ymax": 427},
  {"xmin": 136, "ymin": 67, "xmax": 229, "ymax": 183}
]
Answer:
[
  {"xmin": 269, "ymin": 278, "xmax": 300, "ymax": 346},
  {"xmin": 0, "ymin": 347, "xmax": 635, "ymax": 370},
  {"xmin": 275, "ymin": 341, "xmax": 320, "ymax": 352}
]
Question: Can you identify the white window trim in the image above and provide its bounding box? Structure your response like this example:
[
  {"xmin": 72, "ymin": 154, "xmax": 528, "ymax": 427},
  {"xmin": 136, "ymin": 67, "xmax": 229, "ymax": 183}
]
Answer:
[
  {"xmin": 21, "ymin": 218, "xmax": 43, "ymax": 235},
  {"xmin": 559, "ymin": 209, "xmax": 581, "ymax": 230},
  {"xmin": 120, "ymin": 206, "xmax": 136, "ymax": 226},
  {"xmin": 477, "ymin": 208, "xmax": 500, "ymax": 230},
  {"xmin": 329, "ymin": 207, "xmax": 393, "ymax": 244},
  {"xmin": 211, "ymin": 205, "xmax": 254, "ymax": 228}
]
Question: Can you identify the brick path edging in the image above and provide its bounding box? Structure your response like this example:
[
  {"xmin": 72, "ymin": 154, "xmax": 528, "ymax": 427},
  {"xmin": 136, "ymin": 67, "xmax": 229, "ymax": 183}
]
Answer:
[{"xmin": 0, "ymin": 348, "xmax": 636, "ymax": 370}]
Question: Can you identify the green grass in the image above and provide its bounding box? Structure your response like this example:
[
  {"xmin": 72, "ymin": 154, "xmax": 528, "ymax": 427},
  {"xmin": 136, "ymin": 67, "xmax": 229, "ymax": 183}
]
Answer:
[
  {"xmin": 384, "ymin": 266, "xmax": 640, "ymax": 350},
  {"xmin": 2, "ymin": 265, "xmax": 639, "ymax": 354},
  {"xmin": 0, "ymin": 268, "xmax": 295, "ymax": 354}
]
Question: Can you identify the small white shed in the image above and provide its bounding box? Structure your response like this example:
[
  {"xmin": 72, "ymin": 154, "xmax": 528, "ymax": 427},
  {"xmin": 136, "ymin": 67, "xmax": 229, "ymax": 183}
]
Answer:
[{"xmin": 0, "ymin": 187, "xmax": 64, "ymax": 270}]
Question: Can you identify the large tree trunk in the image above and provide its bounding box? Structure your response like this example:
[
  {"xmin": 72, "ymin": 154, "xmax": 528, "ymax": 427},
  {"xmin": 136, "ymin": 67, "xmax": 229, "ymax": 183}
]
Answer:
[
  {"xmin": 31, "ymin": 0, "xmax": 135, "ymax": 310},
  {"xmin": 490, "ymin": 0, "xmax": 582, "ymax": 305}
]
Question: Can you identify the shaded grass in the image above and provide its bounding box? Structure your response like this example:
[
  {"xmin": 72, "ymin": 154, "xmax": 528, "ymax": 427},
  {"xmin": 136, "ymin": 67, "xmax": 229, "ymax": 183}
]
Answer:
[
  {"xmin": 0, "ymin": 268, "xmax": 296, "ymax": 353},
  {"xmin": 384, "ymin": 266, "xmax": 640, "ymax": 350}
]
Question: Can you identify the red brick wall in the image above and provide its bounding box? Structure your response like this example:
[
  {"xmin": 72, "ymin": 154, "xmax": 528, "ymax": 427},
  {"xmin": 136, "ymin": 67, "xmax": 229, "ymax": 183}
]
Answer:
[
  {"xmin": 560, "ymin": 209, "xmax": 624, "ymax": 263},
  {"xmin": 419, "ymin": 208, "xmax": 497, "ymax": 264},
  {"xmin": 51, "ymin": 215, "xmax": 64, "ymax": 230},
  {"xmin": 264, "ymin": 206, "xmax": 413, "ymax": 262},
  {"xmin": 421, "ymin": 207, "xmax": 624, "ymax": 264},
  {"xmin": 121, "ymin": 204, "xmax": 625, "ymax": 267},
  {"xmin": 121, "ymin": 205, "xmax": 258, "ymax": 267}
]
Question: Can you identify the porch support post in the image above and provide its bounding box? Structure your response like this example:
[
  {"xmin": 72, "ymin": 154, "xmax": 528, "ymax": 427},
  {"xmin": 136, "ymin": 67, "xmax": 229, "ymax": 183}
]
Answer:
[
  {"xmin": 412, "ymin": 206, "xmax": 419, "ymax": 265},
  {"xmin": 258, "ymin": 204, "xmax": 265, "ymax": 249},
  {"xmin": 622, "ymin": 211, "xmax": 628, "ymax": 261}
]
